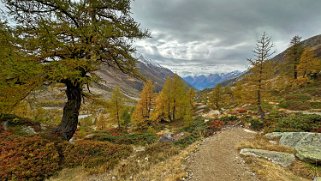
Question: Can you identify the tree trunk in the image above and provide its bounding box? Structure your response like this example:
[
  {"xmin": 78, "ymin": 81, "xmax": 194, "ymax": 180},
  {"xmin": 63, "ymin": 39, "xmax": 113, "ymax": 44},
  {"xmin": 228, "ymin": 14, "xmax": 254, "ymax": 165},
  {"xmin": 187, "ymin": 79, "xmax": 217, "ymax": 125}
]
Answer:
[
  {"xmin": 257, "ymin": 89, "xmax": 265, "ymax": 121},
  {"xmin": 294, "ymin": 65, "xmax": 298, "ymax": 79},
  {"xmin": 173, "ymin": 99, "xmax": 176, "ymax": 121},
  {"xmin": 54, "ymin": 79, "xmax": 82, "ymax": 140}
]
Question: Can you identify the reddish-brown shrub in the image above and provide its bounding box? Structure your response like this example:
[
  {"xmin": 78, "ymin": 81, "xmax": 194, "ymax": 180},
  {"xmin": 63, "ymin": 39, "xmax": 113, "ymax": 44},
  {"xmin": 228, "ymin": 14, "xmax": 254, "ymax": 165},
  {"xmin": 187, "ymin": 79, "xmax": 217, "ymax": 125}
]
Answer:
[
  {"xmin": 209, "ymin": 120, "xmax": 225, "ymax": 130},
  {"xmin": 0, "ymin": 132, "xmax": 133, "ymax": 180},
  {"xmin": 206, "ymin": 120, "xmax": 225, "ymax": 136},
  {"xmin": 235, "ymin": 108, "xmax": 247, "ymax": 114},
  {"xmin": 0, "ymin": 132, "xmax": 61, "ymax": 181}
]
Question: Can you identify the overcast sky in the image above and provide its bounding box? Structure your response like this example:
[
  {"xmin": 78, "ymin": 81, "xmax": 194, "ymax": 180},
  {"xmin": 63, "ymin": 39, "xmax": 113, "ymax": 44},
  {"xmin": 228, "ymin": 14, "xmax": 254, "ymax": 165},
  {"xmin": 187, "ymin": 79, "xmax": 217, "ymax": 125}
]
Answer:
[{"xmin": 131, "ymin": 0, "xmax": 321, "ymax": 76}]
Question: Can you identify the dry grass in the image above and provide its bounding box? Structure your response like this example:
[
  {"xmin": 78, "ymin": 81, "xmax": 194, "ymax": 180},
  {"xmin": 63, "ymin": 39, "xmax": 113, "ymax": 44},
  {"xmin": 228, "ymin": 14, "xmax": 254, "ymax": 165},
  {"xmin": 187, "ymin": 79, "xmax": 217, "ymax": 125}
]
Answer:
[
  {"xmin": 48, "ymin": 142, "xmax": 199, "ymax": 181},
  {"xmin": 47, "ymin": 168, "xmax": 89, "ymax": 181},
  {"xmin": 291, "ymin": 161, "xmax": 321, "ymax": 179},
  {"xmin": 236, "ymin": 135, "xmax": 295, "ymax": 154},
  {"xmin": 244, "ymin": 156, "xmax": 309, "ymax": 181}
]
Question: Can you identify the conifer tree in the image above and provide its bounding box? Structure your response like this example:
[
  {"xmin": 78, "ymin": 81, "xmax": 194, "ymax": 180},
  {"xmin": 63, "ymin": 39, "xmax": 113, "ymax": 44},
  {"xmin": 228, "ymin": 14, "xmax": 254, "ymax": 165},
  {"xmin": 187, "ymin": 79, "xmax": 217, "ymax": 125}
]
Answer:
[
  {"xmin": 210, "ymin": 84, "xmax": 223, "ymax": 111},
  {"xmin": 153, "ymin": 75, "xmax": 192, "ymax": 122},
  {"xmin": 285, "ymin": 36, "xmax": 303, "ymax": 79},
  {"xmin": 132, "ymin": 80, "xmax": 155, "ymax": 125},
  {"xmin": 3, "ymin": 0, "xmax": 148, "ymax": 140},
  {"xmin": 233, "ymin": 83, "xmax": 244, "ymax": 105},
  {"xmin": 298, "ymin": 48, "xmax": 321, "ymax": 79},
  {"xmin": 247, "ymin": 32, "xmax": 275, "ymax": 121},
  {"xmin": 109, "ymin": 86, "xmax": 125, "ymax": 130},
  {"xmin": 0, "ymin": 22, "xmax": 43, "ymax": 113},
  {"xmin": 188, "ymin": 88, "xmax": 196, "ymax": 108}
]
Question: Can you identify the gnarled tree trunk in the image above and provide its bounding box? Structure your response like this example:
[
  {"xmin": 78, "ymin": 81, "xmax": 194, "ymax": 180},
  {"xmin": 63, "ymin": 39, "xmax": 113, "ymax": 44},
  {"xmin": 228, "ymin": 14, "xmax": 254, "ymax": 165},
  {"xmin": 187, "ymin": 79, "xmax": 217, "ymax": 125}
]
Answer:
[{"xmin": 55, "ymin": 79, "xmax": 82, "ymax": 140}]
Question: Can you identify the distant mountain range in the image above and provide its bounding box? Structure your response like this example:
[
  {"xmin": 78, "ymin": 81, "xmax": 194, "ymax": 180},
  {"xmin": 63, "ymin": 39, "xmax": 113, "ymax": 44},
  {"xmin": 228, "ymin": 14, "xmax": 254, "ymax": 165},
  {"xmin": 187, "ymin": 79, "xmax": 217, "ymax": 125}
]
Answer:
[{"xmin": 183, "ymin": 71, "xmax": 243, "ymax": 90}]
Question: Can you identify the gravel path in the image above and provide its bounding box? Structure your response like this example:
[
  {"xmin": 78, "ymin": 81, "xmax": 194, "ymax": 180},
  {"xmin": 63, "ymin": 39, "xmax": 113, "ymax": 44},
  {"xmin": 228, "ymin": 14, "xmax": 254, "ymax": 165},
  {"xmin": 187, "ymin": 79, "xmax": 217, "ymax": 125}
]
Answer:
[{"xmin": 186, "ymin": 127, "xmax": 260, "ymax": 181}]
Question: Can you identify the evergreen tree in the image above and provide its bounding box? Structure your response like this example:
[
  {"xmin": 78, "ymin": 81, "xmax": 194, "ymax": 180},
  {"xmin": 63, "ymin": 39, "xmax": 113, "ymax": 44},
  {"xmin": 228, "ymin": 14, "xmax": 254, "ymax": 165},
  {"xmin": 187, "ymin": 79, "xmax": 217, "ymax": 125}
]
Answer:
[
  {"xmin": 247, "ymin": 32, "xmax": 275, "ymax": 121},
  {"xmin": 3, "ymin": 0, "xmax": 148, "ymax": 140},
  {"xmin": 285, "ymin": 36, "xmax": 303, "ymax": 79},
  {"xmin": 109, "ymin": 86, "xmax": 125, "ymax": 130},
  {"xmin": 132, "ymin": 80, "xmax": 155, "ymax": 125}
]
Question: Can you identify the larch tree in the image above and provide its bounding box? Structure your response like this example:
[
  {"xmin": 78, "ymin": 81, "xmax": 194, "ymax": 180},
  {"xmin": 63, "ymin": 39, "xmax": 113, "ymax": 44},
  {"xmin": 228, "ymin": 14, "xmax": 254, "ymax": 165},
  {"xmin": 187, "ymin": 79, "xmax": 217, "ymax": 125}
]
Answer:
[
  {"xmin": 233, "ymin": 82, "xmax": 245, "ymax": 105},
  {"xmin": 109, "ymin": 86, "xmax": 125, "ymax": 130},
  {"xmin": 0, "ymin": 21, "xmax": 43, "ymax": 113},
  {"xmin": 3, "ymin": 0, "xmax": 148, "ymax": 140},
  {"xmin": 248, "ymin": 32, "xmax": 275, "ymax": 121},
  {"xmin": 188, "ymin": 88, "xmax": 196, "ymax": 108},
  {"xmin": 298, "ymin": 48, "xmax": 321, "ymax": 79},
  {"xmin": 285, "ymin": 36, "xmax": 303, "ymax": 79},
  {"xmin": 210, "ymin": 84, "xmax": 223, "ymax": 112},
  {"xmin": 132, "ymin": 80, "xmax": 155, "ymax": 125},
  {"xmin": 153, "ymin": 75, "xmax": 191, "ymax": 122}
]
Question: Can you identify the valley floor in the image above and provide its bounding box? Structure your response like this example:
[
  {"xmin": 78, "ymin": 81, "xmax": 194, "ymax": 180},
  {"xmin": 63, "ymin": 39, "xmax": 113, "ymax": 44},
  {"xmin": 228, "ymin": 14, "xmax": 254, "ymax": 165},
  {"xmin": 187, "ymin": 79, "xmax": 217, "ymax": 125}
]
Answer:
[{"xmin": 186, "ymin": 127, "xmax": 259, "ymax": 181}]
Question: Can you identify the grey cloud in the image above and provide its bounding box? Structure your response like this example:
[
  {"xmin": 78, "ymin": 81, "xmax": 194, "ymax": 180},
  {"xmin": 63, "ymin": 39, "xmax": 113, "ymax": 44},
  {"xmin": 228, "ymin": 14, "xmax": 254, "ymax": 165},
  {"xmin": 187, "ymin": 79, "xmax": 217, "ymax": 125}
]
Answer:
[{"xmin": 132, "ymin": 0, "xmax": 321, "ymax": 75}]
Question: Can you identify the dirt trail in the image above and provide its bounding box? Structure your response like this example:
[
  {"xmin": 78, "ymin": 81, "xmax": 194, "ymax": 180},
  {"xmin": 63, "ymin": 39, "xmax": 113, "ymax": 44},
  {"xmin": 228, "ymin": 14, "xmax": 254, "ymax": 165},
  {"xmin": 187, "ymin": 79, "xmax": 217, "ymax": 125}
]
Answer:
[{"xmin": 186, "ymin": 127, "xmax": 259, "ymax": 181}]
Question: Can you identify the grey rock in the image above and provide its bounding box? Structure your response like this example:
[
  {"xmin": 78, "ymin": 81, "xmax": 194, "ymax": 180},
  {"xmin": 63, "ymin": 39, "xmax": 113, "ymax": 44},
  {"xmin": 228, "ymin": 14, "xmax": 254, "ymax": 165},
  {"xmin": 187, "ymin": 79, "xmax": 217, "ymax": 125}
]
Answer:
[
  {"xmin": 295, "ymin": 133, "xmax": 321, "ymax": 164},
  {"xmin": 84, "ymin": 134, "xmax": 96, "ymax": 139},
  {"xmin": 264, "ymin": 132, "xmax": 284, "ymax": 140},
  {"xmin": 279, "ymin": 132, "xmax": 308, "ymax": 147},
  {"xmin": 159, "ymin": 133, "xmax": 174, "ymax": 142},
  {"xmin": 240, "ymin": 148, "xmax": 295, "ymax": 167},
  {"xmin": 314, "ymin": 177, "xmax": 321, "ymax": 181},
  {"xmin": 2, "ymin": 121, "xmax": 8, "ymax": 131},
  {"xmin": 265, "ymin": 132, "xmax": 321, "ymax": 164},
  {"xmin": 21, "ymin": 126, "xmax": 37, "ymax": 135}
]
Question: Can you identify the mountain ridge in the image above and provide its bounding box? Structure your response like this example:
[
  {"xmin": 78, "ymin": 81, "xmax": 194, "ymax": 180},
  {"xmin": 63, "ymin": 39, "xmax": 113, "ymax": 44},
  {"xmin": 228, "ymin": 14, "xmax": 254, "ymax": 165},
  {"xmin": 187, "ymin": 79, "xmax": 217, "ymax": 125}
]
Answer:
[{"xmin": 183, "ymin": 71, "xmax": 243, "ymax": 90}]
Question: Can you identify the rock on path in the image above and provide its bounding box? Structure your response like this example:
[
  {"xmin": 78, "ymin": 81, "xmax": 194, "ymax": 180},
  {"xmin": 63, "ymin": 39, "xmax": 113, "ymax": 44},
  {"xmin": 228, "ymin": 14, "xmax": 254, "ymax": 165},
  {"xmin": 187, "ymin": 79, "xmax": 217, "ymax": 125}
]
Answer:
[{"xmin": 186, "ymin": 127, "xmax": 259, "ymax": 181}]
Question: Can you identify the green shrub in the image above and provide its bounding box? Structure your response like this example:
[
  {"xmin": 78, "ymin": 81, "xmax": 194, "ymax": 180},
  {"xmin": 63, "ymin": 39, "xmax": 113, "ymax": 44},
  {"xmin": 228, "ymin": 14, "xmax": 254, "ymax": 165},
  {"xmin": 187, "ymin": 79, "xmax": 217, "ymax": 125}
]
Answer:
[
  {"xmin": 279, "ymin": 93, "xmax": 313, "ymax": 110},
  {"xmin": 311, "ymin": 102, "xmax": 321, "ymax": 109},
  {"xmin": 91, "ymin": 132, "xmax": 157, "ymax": 145},
  {"xmin": 63, "ymin": 140, "xmax": 132, "ymax": 169},
  {"xmin": 279, "ymin": 99, "xmax": 311, "ymax": 110},
  {"xmin": 275, "ymin": 114, "xmax": 321, "ymax": 132},
  {"xmin": 220, "ymin": 115, "xmax": 238, "ymax": 122},
  {"xmin": 174, "ymin": 118, "xmax": 207, "ymax": 147},
  {"xmin": 284, "ymin": 94, "xmax": 311, "ymax": 101},
  {"xmin": 249, "ymin": 119, "xmax": 264, "ymax": 131}
]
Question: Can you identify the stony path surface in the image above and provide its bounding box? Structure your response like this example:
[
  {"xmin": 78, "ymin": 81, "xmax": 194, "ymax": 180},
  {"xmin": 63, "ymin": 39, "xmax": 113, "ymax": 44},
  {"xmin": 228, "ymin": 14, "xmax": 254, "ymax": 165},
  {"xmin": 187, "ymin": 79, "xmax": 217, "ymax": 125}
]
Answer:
[{"xmin": 186, "ymin": 127, "xmax": 260, "ymax": 181}]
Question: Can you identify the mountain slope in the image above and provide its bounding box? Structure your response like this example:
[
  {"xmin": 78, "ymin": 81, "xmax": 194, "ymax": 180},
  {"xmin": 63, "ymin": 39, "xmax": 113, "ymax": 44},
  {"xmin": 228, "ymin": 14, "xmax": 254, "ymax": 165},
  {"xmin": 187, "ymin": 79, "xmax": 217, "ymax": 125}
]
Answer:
[
  {"xmin": 183, "ymin": 71, "xmax": 243, "ymax": 90},
  {"xmin": 91, "ymin": 55, "xmax": 176, "ymax": 99},
  {"xmin": 221, "ymin": 34, "xmax": 321, "ymax": 87},
  {"xmin": 273, "ymin": 34, "xmax": 321, "ymax": 62}
]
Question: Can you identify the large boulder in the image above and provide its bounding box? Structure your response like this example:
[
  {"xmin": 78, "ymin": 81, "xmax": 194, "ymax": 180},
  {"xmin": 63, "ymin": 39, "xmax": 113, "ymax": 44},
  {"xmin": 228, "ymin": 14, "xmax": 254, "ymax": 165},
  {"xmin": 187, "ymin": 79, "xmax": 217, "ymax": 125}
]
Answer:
[
  {"xmin": 279, "ymin": 132, "xmax": 309, "ymax": 147},
  {"xmin": 265, "ymin": 132, "xmax": 321, "ymax": 164},
  {"xmin": 240, "ymin": 148, "xmax": 295, "ymax": 167}
]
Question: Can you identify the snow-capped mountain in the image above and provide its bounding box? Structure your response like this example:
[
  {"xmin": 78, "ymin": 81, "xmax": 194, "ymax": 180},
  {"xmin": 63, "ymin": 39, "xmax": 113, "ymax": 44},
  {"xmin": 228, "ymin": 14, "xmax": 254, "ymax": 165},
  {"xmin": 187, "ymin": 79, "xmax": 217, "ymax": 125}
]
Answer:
[
  {"xmin": 93, "ymin": 55, "xmax": 176, "ymax": 99},
  {"xmin": 183, "ymin": 71, "xmax": 243, "ymax": 90}
]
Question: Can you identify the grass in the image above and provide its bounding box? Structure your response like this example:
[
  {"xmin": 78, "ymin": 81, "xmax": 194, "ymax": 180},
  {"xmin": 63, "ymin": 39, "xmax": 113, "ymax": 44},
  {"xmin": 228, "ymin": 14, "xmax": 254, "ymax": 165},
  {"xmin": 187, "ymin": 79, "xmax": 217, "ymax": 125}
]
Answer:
[
  {"xmin": 49, "ymin": 142, "xmax": 199, "ymax": 181},
  {"xmin": 89, "ymin": 131, "xmax": 158, "ymax": 145},
  {"xmin": 237, "ymin": 135, "xmax": 295, "ymax": 154},
  {"xmin": 243, "ymin": 156, "xmax": 309, "ymax": 181}
]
